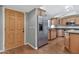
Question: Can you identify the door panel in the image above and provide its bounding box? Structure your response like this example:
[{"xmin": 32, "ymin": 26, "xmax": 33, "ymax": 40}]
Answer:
[
  {"xmin": 5, "ymin": 31, "xmax": 15, "ymax": 49},
  {"xmin": 5, "ymin": 9, "xmax": 15, "ymax": 50},
  {"xmin": 15, "ymin": 12, "xmax": 24, "ymax": 47}
]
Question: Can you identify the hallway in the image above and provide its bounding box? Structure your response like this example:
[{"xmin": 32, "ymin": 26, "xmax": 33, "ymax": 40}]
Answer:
[{"xmin": 1, "ymin": 37, "xmax": 69, "ymax": 54}]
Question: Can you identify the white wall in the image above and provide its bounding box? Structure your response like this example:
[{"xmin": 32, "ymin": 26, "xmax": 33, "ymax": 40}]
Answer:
[
  {"xmin": 26, "ymin": 9, "xmax": 37, "ymax": 49},
  {"xmin": 0, "ymin": 7, "xmax": 3, "ymax": 51}
]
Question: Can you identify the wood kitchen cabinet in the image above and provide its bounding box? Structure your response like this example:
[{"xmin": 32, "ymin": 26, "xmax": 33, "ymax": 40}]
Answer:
[
  {"xmin": 60, "ymin": 19, "xmax": 67, "ymax": 25},
  {"xmin": 50, "ymin": 29, "xmax": 57, "ymax": 40},
  {"xmin": 66, "ymin": 16, "xmax": 75, "ymax": 21},
  {"xmin": 51, "ymin": 18, "xmax": 59, "ymax": 25},
  {"xmin": 67, "ymin": 17, "xmax": 75, "ymax": 22},
  {"xmin": 48, "ymin": 30, "xmax": 51, "ymax": 41},
  {"xmin": 48, "ymin": 29, "xmax": 57, "ymax": 40},
  {"xmin": 57, "ymin": 29, "xmax": 64, "ymax": 37},
  {"xmin": 75, "ymin": 17, "xmax": 79, "ymax": 25},
  {"xmin": 65, "ymin": 33, "xmax": 70, "ymax": 50},
  {"xmin": 36, "ymin": 8, "xmax": 46, "ymax": 16},
  {"xmin": 60, "ymin": 16, "xmax": 79, "ymax": 25},
  {"xmin": 69, "ymin": 33, "xmax": 79, "ymax": 53},
  {"xmin": 60, "ymin": 16, "xmax": 76, "ymax": 25},
  {"xmin": 65, "ymin": 33, "xmax": 79, "ymax": 53}
]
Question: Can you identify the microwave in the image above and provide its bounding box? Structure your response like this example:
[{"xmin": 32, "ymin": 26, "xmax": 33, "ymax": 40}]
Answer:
[{"xmin": 66, "ymin": 22, "xmax": 75, "ymax": 26}]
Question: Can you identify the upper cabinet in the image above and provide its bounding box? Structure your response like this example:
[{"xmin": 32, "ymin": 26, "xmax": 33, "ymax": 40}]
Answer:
[
  {"xmin": 60, "ymin": 15, "xmax": 79, "ymax": 25},
  {"xmin": 36, "ymin": 8, "xmax": 46, "ymax": 16},
  {"xmin": 60, "ymin": 18, "xmax": 67, "ymax": 25},
  {"xmin": 75, "ymin": 17, "xmax": 79, "ymax": 25},
  {"xmin": 66, "ymin": 17, "xmax": 75, "ymax": 23},
  {"xmin": 51, "ymin": 18, "xmax": 59, "ymax": 25}
]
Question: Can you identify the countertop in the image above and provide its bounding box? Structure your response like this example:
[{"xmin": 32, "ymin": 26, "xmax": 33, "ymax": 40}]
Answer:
[
  {"xmin": 50, "ymin": 25, "xmax": 79, "ymax": 29},
  {"xmin": 50, "ymin": 25, "xmax": 79, "ymax": 33},
  {"xmin": 65, "ymin": 30, "xmax": 79, "ymax": 33}
]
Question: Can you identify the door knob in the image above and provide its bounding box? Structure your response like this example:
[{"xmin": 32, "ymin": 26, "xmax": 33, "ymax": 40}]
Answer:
[{"xmin": 23, "ymin": 28, "xmax": 24, "ymax": 32}]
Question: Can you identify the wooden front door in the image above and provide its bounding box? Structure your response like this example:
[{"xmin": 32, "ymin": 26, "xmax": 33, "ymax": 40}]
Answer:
[{"xmin": 5, "ymin": 9, "xmax": 24, "ymax": 50}]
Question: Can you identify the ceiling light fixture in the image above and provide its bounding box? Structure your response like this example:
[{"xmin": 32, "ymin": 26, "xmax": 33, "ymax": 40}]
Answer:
[{"xmin": 65, "ymin": 5, "xmax": 74, "ymax": 12}]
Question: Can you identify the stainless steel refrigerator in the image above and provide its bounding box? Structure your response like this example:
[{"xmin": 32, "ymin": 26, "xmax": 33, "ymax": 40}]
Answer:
[{"xmin": 37, "ymin": 16, "xmax": 48, "ymax": 48}]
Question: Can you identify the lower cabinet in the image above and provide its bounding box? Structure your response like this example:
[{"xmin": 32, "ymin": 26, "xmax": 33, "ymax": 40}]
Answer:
[
  {"xmin": 57, "ymin": 29, "xmax": 64, "ymax": 37},
  {"xmin": 48, "ymin": 29, "xmax": 57, "ymax": 40},
  {"xmin": 65, "ymin": 33, "xmax": 79, "ymax": 53},
  {"xmin": 48, "ymin": 30, "xmax": 51, "ymax": 41},
  {"xmin": 51, "ymin": 29, "xmax": 57, "ymax": 40},
  {"xmin": 65, "ymin": 33, "xmax": 70, "ymax": 50},
  {"xmin": 69, "ymin": 34, "xmax": 79, "ymax": 53}
]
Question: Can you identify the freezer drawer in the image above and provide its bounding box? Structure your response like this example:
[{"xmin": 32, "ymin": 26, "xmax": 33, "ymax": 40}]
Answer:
[{"xmin": 37, "ymin": 36, "xmax": 48, "ymax": 47}]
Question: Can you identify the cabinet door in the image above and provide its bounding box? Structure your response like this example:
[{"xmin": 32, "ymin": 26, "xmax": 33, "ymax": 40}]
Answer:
[
  {"xmin": 76, "ymin": 17, "xmax": 79, "ymax": 25},
  {"xmin": 37, "ymin": 8, "xmax": 45, "ymax": 16},
  {"xmin": 51, "ymin": 18, "xmax": 59, "ymax": 25},
  {"xmin": 41, "ymin": 11, "xmax": 45, "ymax": 16},
  {"xmin": 66, "ymin": 17, "xmax": 75, "ymax": 23},
  {"xmin": 60, "ymin": 19, "xmax": 66, "ymax": 25},
  {"xmin": 59, "ymin": 19, "xmax": 62, "ymax": 25},
  {"xmin": 57, "ymin": 30, "xmax": 64, "ymax": 37},
  {"xmin": 62, "ymin": 19, "xmax": 67, "ymax": 25},
  {"xmin": 65, "ymin": 33, "xmax": 70, "ymax": 49},
  {"xmin": 51, "ymin": 29, "xmax": 56, "ymax": 40},
  {"xmin": 15, "ymin": 12, "xmax": 24, "ymax": 47},
  {"xmin": 70, "ymin": 34, "xmax": 79, "ymax": 53},
  {"xmin": 48, "ymin": 30, "xmax": 51, "ymax": 40}
]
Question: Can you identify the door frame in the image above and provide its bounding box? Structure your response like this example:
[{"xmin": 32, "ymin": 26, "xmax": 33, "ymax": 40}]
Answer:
[{"xmin": 3, "ymin": 7, "xmax": 26, "ymax": 51}]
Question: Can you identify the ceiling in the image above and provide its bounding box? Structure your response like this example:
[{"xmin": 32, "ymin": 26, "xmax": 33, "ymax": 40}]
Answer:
[
  {"xmin": 3, "ymin": 5, "xmax": 79, "ymax": 17},
  {"xmin": 42, "ymin": 5, "xmax": 79, "ymax": 17}
]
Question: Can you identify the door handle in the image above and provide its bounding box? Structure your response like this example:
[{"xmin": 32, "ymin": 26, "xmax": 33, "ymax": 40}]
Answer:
[{"xmin": 23, "ymin": 28, "xmax": 24, "ymax": 32}]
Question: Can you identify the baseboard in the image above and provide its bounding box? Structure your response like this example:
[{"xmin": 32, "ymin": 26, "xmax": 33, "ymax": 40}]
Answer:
[
  {"xmin": 35, "ymin": 47, "xmax": 38, "ymax": 50},
  {"xmin": 25, "ymin": 42, "xmax": 38, "ymax": 50},
  {"xmin": 0, "ymin": 50, "xmax": 4, "ymax": 53},
  {"xmin": 24, "ymin": 42, "xmax": 27, "ymax": 45}
]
